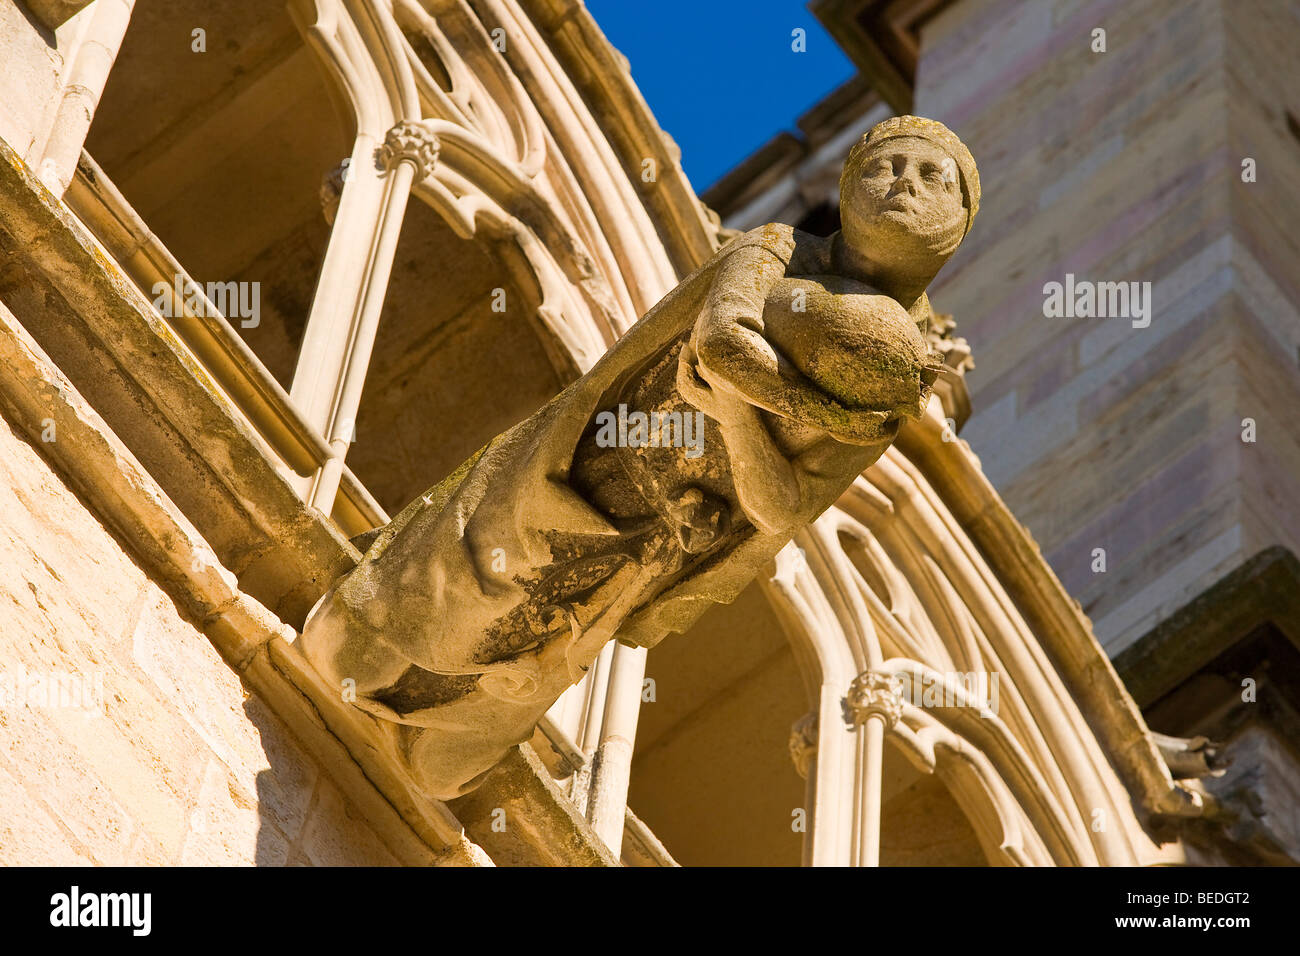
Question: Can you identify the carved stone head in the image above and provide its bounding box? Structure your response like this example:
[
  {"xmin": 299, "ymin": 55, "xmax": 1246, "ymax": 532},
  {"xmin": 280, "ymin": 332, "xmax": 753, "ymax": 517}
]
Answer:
[{"xmin": 838, "ymin": 115, "xmax": 980, "ymax": 276}]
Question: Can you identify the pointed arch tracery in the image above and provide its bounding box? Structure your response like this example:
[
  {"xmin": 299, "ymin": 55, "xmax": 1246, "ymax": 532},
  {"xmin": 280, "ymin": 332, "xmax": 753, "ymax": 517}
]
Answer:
[
  {"xmin": 763, "ymin": 432, "xmax": 1172, "ymax": 866},
  {"xmin": 283, "ymin": 0, "xmax": 683, "ymax": 517}
]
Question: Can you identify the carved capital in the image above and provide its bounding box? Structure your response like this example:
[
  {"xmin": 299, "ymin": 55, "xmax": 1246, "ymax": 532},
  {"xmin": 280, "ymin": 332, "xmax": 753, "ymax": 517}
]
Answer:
[
  {"xmin": 788, "ymin": 712, "xmax": 818, "ymax": 779},
  {"xmin": 844, "ymin": 671, "xmax": 904, "ymax": 730},
  {"xmin": 378, "ymin": 121, "xmax": 440, "ymax": 179}
]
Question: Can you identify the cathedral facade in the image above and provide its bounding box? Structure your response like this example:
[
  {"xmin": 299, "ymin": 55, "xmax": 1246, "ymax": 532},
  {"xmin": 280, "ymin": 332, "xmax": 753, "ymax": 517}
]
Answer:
[{"xmin": 0, "ymin": 0, "xmax": 1284, "ymax": 865}]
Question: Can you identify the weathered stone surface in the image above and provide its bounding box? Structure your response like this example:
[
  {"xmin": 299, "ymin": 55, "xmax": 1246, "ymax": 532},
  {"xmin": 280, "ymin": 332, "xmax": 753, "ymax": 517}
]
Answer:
[
  {"xmin": 301, "ymin": 116, "xmax": 980, "ymax": 799},
  {"xmin": 298, "ymin": 779, "xmax": 401, "ymax": 867},
  {"xmin": 0, "ymin": 403, "xmax": 401, "ymax": 866},
  {"xmin": 448, "ymin": 745, "xmax": 620, "ymax": 867},
  {"xmin": 0, "ymin": 2, "xmax": 66, "ymax": 158},
  {"xmin": 0, "ymin": 760, "xmax": 92, "ymax": 866}
]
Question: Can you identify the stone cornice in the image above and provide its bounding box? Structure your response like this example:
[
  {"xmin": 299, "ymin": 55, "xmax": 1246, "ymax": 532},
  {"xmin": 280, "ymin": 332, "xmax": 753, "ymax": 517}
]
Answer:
[
  {"xmin": 1115, "ymin": 547, "xmax": 1300, "ymax": 709},
  {"xmin": 810, "ymin": 0, "xmax": 960, "ymax": 114}
]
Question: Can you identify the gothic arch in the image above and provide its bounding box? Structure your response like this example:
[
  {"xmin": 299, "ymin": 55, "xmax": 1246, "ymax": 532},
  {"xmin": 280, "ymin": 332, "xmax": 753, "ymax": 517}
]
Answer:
[
  {"xmin": 763, "ymin": 409, "xmax": 1191, "ymax": 866},
  {"xmin": 281, "ymin": 0, "xmax": 686, "ymax": 516}
]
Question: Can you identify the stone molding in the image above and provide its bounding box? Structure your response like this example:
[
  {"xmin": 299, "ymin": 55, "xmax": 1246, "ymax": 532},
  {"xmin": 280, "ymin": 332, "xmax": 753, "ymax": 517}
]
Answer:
[
  {"xmin": 893, "ymin": 411, "xmax": 1209, "ymax": 824},
  {"xmin": 759, "ymin": 407, "xmax": 1211, "ymax": 865}
]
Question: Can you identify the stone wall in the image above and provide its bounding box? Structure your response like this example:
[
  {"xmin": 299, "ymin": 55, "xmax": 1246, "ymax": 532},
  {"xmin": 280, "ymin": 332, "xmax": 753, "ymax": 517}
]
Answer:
[
  {"xmin": 914, "ymin": 0, "xmax": 1300, "ymax": 655},
  {"xmin": 0, "ymin": 407, "xmax": 397, "ymax": 865}
]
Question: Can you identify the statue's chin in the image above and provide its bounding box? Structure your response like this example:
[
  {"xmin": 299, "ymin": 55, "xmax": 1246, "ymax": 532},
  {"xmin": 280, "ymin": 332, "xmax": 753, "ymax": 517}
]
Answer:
[
  {"xmin": 862, "ymin": 215, "xmax": 933, "ymax": 256},
  {"xmin": 853, "ymin": 209, "xmax": 965, "ymax": 265}
]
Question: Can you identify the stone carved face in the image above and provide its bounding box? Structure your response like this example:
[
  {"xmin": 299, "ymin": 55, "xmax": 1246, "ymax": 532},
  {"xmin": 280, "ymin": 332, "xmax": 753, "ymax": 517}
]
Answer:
[{"xmin": 839, "ymin": 135, "xmax": 968, "ymax": 271}]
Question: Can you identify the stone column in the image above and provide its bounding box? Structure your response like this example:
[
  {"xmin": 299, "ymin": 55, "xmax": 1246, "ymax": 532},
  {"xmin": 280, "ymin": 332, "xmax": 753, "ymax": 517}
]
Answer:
[
  {"xmin": 289, "ymin": 120, "xmax": 439, "ymax": 514},
  {"xmin": 844, "ymin": 670, "xmax": 904, "ymax": 866},
  {"xmin": 584, "ymin": 641, "xmax": 647, "ymax": 852},
  {"xmin": 35, "ymin": 0, "xmax": 136, "ymax": 194}
]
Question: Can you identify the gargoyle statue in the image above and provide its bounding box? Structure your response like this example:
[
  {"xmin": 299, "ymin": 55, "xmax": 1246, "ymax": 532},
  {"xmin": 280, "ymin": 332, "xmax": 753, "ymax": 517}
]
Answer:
[{"xmin": 299, "ymin": 116, "xmax": 981, "ymax": 799}]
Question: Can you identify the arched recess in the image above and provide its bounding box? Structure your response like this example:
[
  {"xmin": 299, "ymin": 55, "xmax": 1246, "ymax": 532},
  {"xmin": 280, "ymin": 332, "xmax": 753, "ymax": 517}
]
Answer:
[
  {"xmin": 282, "ymin": 0, "xmax": 692, "ymax": 510},
  {"xmin": 396, "ymin": 0, "xmax": 627, "ymax": 371},
  {"xmin": 83, "ymin": 0, "xmax": 354, "ymax": 388},
  {"xmin": 343, "ymin": 197, "xmax": 572, "ymax": 512},
  {"xmin": 625, "ymin": 579, "xmax": 810, "ymax": 867},
  {"xmin": 760, "ymin": 438, "xmax": 1178, "ymax": 866},
  {"xmin": 266, "ymin": 0, "xmax": 688, "ymax": 528}
]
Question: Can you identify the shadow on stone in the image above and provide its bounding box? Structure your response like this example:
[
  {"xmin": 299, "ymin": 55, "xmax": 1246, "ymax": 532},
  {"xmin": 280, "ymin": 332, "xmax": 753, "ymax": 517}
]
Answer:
[{"xmin": 244, "ymin": 695, "xmax": 318, "ymax": 866}]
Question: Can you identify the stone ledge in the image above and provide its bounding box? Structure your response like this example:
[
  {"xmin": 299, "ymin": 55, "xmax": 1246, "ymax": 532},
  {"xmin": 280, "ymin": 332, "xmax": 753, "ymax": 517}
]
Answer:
[
  {"xmin": 1114, "ymin": 546, "xmax": 1300, "ymax": 709},
  {"xmin": 0, "ymin": 137, "xmax": 359, "ymax": 627},
  {"xmin": 0, "ymin": 294, "xmax": 476, "ymax": 865}
]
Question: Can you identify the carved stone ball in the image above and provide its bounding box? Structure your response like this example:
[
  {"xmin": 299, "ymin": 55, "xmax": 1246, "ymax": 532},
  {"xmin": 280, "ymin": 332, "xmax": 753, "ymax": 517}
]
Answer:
[{"xmin": 762, "ymin": 275, "xmax": 929, "ymax": 411}]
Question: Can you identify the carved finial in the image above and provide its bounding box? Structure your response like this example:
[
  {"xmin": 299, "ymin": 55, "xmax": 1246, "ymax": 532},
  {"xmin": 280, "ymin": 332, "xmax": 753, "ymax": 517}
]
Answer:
[
  {"xmin": 789, "ymin": 712, "xmax": 819, "ymax": 779},
  {"xmin": 927, "ymin": 312, "xmax": 975, "ymax": 377},
  {"xmin": 844, "ymin": 671, "xmax": 905, "ymax": 729},
  {"xmin": 379, "ymin": 121, "xmax": 440, "ymax": 179}
]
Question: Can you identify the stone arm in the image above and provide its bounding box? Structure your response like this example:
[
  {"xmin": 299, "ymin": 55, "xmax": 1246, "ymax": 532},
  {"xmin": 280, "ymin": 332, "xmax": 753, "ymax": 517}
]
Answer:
[
  {"xmin": 679, "ymin": 355, "xmax": 889, "ymax": 535},
  {"xmin": 675, "ymin": 356, "xmax": 801, "ymax": 535},
  {"xmin": 689, "ymin": 242, "xmax": 898, "ymax": 445}
]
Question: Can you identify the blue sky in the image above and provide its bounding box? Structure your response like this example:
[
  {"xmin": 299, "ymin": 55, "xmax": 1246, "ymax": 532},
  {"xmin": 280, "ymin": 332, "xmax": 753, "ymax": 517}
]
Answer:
[{"xmin": 585, "ymin": 0, "xmax": 856, "ymax": 192}]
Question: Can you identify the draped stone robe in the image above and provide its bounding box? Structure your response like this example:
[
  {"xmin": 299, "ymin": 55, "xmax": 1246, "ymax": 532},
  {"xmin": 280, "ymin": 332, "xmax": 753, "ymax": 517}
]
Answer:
[{"xmin": 299, "ymin": 223, "xmax": 938, "ymax": 797}]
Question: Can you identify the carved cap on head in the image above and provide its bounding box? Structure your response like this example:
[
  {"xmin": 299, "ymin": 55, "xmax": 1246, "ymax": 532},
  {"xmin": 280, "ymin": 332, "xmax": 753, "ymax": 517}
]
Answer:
[{"xmin": 842, "ymin": 115, "xmax": 980, "ymax": 236}]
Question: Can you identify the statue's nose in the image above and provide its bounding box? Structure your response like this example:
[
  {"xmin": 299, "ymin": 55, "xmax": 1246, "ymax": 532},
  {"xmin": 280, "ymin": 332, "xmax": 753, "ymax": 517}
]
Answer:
[{"xmin": 888, "ymin": 174, "xmax": 917, "ymax": 198}]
